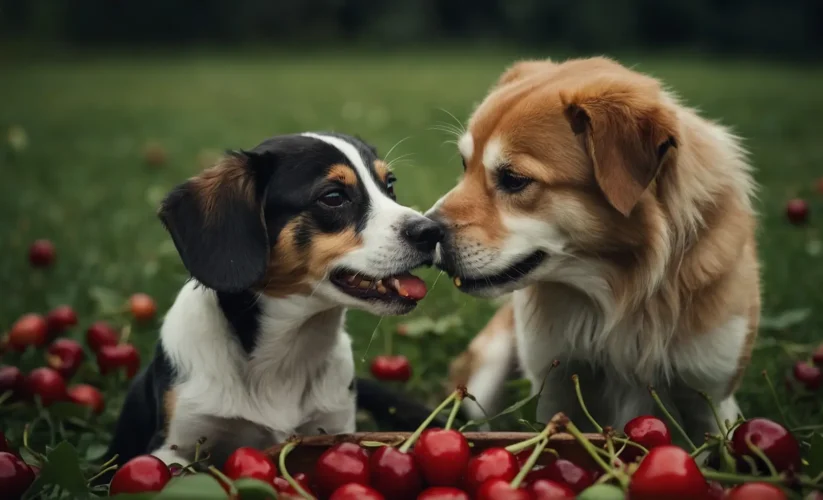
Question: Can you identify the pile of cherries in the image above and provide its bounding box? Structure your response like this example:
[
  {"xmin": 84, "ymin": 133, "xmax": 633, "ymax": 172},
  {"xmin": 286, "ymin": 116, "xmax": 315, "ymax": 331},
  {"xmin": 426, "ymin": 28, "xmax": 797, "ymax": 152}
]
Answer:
[
  {"xmin": 2, "ymin": 240, "xmax": 156, "ymax": 414},
  {"xmin": 37, "ymin": 386, "xmax": 815, "ymax": 499}
]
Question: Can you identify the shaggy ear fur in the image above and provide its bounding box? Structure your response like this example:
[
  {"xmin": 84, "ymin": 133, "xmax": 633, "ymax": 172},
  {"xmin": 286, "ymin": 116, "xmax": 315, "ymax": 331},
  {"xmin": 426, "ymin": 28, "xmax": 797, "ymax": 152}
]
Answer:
[
  {"xmin": 562, "ymin": 84, "xmax": 679, "ymax": 216},
  {"xmin": 158, "ymin": 152, "xmax": 274, "ymax": 293}
]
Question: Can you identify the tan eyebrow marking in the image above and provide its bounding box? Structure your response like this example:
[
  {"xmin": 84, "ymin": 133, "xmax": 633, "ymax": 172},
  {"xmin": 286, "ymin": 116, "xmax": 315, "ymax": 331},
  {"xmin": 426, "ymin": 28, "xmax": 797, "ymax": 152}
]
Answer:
[{"xmin": 326, "ymin": 164, "xmax": 358, "ymax": 186}]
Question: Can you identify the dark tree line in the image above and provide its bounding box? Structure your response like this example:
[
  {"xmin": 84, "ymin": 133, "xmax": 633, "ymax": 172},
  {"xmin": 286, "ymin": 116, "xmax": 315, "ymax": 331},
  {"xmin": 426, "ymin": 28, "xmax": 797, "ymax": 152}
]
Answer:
[{"xmin": 2, "ymin": 0, "xmax": 821, "ymax": 57}]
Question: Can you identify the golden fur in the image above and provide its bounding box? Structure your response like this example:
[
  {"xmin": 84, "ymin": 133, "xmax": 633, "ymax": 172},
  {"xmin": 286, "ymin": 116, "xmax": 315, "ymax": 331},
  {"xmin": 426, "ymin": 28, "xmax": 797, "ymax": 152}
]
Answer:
[{"xmin": 439, "ymin": 57, "xmax": 759, "ymax": 433}]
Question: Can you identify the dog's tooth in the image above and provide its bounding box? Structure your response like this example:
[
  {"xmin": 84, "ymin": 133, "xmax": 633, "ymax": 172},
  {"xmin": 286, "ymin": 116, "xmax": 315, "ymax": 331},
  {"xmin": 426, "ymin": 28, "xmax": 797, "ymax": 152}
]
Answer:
[
  {"xmin": 392, "ymin": 278, "xmax": 409, "ymax": 297},
  {"xmin": 357, "ymin": 280, "xmax": 372, "ymax": 289},
  {"xmin": 376, "ymin": 280, "xmax": 388, "ymax": 294},
  {"xmin": 454, "ymin": 277, "xmax": 462, "ymax": 287}
]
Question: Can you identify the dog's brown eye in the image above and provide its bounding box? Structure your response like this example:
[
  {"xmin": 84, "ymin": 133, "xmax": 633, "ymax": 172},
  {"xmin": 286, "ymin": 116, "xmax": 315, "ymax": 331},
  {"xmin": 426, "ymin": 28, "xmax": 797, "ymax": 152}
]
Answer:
[
  {"xmin": 319, "ymin": 190, "xmax": 348, "ymax": 207},
  {"xmin": 497, "ymin": 169, "xmax": 532, "ymax": 193},
  {"xmin": 386, "ymin": 173, "xmax": 396, "ymax": 199}
]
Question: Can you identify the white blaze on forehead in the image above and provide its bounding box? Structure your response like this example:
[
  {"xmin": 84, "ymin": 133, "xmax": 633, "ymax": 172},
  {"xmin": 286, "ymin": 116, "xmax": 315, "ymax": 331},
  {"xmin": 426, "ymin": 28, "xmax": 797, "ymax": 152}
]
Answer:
[
  {"xmin": 458, "ymin": 133, "xmax": 474, "ymax": 161},
  {"xmin": 483, "ymin": 137, "xmax": 504, "ymax": 171},
  {"xmin": 302, "ymin": 132, "xmax": 421, "ymax": 274}
]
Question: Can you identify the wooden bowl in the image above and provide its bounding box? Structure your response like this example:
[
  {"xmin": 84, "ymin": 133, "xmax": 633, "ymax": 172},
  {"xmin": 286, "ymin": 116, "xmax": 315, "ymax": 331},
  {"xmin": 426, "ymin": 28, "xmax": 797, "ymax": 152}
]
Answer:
[{"xmin": 265, "ymin": 432, "xmax": 605, "ymax": 475}]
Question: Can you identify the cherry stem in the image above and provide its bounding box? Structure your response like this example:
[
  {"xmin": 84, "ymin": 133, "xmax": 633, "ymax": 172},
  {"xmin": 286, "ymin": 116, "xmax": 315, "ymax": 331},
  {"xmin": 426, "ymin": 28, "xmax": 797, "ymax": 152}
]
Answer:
[
  {"xmin": 605, "ymin": 433, "xmax": 617, "ymax": 463},
  {"xmin": 209, "ymin": 466, "xmax": 239, "ymax": 499},
  {"xmin": 697, "ymin": 391, "xmax": 729, "ymax": 436},
  {"xmin": 648, "ymin": 386, "xmax": 697, "ymax": 452},
  {"xmin": 398, "ymin": 389, "xmax": 459, "ymax": 453},
  {"xmin": 86, "ymin": 464, "xmax": 118, "ymax": 485},
  {"xmin": 98, "ymin": 453, "xmax": 120, "ymax": 471},
  {"xmin": 445, "ymin": 391, "xmax": 463, "ymax": 431},
  {"xmin": 689, "ymin": 440, "xmax": 714, "ymax": 458},
  {"xmin": 612, "ymin": 437, "xmax": 648, "ymax": 455},
  {"xmin": 505, "ymin": 416, "xmax": 560, "ymax": 454},
  {"xmin": 572, "ymin": 374, "xmax": 603, "ymax": 433},
  {"xmin": 0, "ymin": 390, "xmax": 12, "ymax": 407},
  {"xmin": 762, "ymin": 370, "xmax": 792, "ymax": 428},
  {"xmin": 701, "ymin": 469, "xmax": 817, "ymax": 488},
  {"xmin": 23, "ymin": 423, "xmax": 46, "ymax": 465},
  {"xmin": 179, "ymin": 454, "xmax": 212, "ymax": 475},
  {"xmin": 279, "ymin": 441, "xmax": 314, "ymax": 499},
  {"xmin": 563, "ymin": 418, "xmax": 629, "ymax": 489},
  {"xmin": 510, "ymin": 437, "xmax": 548, "ymax": 489},
  {"xmin": 745, "ymin": 436, "xmax": 779, "ymax": 477}
]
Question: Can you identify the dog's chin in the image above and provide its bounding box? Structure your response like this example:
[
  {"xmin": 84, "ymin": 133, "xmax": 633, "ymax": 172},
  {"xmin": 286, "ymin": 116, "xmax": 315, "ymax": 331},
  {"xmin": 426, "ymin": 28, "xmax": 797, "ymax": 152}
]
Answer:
[{"xmin": 446, "ymin": 250, "xmax": 548, "ymax": 298}]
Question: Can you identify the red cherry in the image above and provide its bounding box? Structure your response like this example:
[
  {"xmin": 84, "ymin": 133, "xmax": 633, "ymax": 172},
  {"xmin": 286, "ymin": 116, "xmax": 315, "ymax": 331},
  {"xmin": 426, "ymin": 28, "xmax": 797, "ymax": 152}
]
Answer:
[
  {"xmin": 414, "ymin": 428, "xmax": 470, "ymax": 487},
  {"xmin": 97, "ymin": 344, "xmax": 140, "ymax": 379},
  {"xmin": 26, "ymin": 367, "xmax": 67, "ymax": 406},
  {"xmin": 0, "ymin": 365, "xmax": 26, "ymax": 401},
  {"xmin": 786, "ymin": 199, "xmax": 809, "ymax": 224},
  {"xmin": 418, "ymin": 486, "xmax": 471, "ymax": 500},
  {"xmin": 9, "ymin": 313, "xmax": 48, "ymax": 350},
  {"xmin": 0, "ymin": 451, "xmax": 35, "ymax": 499},
  {"xmin": 476, "ymin": 478, "xmax": 532, "ymax": 500},
  {"xmin": 726, "ymin": 482, "xmax": 787, "ymax": 500},
  {"xmin": 522, "ymin": 464, "xmax": 553, "ymax": 485},
  {"xmin": 369, "ymin": 446, "xmax": 422, "ymax": 499},
  {"xmin": 628, "ymin": 445, "xmax": 707, "ymax": 500},
  {"xmin": 621, "ymin": 415, "xmax": 672, "ymax": 463},
  {"xmin": 464, "ymin": 448, "xmax": 519, "ymax": 495},
  {"xmin": 86, "ymin": 321, "xmax": 119, "ymax": 352},
  {"xmin": 109, "ymin": 455, "xmax": 171, "ymax": 495},
  {"xmin": 46, "ymin": 306, "xmax": 78, "ymax": 335},
  {"xmin": 707, "ymin": 481, "xmax": 726, "ymax": 500},
  {"xmin": 314, "ymin": 442, "xmax": 370, "ymax": 497},
  {"xmin": 731, "ymin": 418, "xmax": 801, "ymax": 473},
  {"xmin": 46, "ymin": 338, "xmax": 85, "ymax": 379},
  {"xmin": 793, "ymin": 361, "xmax": 822, "ymax": 390},
  {"xmin": 28, "ymin": 239, "xmax": 55, "ymax": 268},
  {"xmin": 813, "ymin": 345, "xmax": 823, "ymax": 366},
  {"xmin": 67, "ymin": 384, "xmax": 105, "ymax": 414},
  {"xmin": 541, "ymin": 459, "xmax": 592, "ymax": 493},
  {"xmin": 129, "ymin": 293, "xmax": 157, "ymax": 322},
  {"xmin": 370, "ymin": 355, "xmax": 412, "ymax": 382},
  {"xmin": 272, "ymin": 472, "xmax": 312, "ymax": 496},
  {"xmin": 528, "ymin": 479, "xmax": 575, "ymax": 499},
  {"xmin": 223, "ymin": 447, "xmax": 276, "ymax": 483},
  {"xmin": 330, "ymin": 483, "xmax": 385, "ymax": 500}
]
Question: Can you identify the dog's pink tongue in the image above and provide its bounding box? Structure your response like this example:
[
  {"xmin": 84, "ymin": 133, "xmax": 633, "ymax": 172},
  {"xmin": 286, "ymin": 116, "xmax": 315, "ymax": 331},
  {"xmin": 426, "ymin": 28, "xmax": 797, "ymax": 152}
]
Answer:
[{"xmin": 394, "ymin": 274, "xmax": 427, "ymax": 300}]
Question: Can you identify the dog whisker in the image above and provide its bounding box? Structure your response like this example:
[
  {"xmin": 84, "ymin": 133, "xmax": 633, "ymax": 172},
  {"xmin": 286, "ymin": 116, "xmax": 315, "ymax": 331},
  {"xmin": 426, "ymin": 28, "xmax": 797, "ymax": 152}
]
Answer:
[{"xmin": 361, "ymin": 316, "xmax": 385, "ymax": 362}]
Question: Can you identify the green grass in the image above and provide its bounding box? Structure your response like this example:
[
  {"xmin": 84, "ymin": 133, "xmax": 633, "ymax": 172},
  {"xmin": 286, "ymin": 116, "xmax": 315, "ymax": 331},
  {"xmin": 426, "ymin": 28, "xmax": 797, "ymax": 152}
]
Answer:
[{"xmin": 1, "ymin": 49, "xmax": 823, "ymax": 454}]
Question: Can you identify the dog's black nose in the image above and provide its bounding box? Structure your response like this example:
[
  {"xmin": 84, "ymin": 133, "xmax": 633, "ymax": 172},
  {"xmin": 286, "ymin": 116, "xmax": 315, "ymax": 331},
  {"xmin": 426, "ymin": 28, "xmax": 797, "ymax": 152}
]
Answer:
[{"xmin": 403, "ymin": 218, "xmax": 444, "ymax": 253}]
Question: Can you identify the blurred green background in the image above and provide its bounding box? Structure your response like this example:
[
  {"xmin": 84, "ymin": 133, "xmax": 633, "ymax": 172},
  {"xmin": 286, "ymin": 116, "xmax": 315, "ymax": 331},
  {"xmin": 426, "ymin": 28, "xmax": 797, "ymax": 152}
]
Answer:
[{"xmin": 1, "ymin": 0, "xmax": 823, "ymax": 438}]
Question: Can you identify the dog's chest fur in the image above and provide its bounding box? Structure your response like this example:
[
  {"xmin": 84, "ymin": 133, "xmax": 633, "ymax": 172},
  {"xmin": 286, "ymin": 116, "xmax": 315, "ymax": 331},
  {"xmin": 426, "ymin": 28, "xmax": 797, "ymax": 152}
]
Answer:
[
  {"xmin": 513, "ymin": 281, "xmax": 748, "ymax": 396},
  {"xmin": 162, "ymin": 281, "xmax": 356, "ymax": 449}
]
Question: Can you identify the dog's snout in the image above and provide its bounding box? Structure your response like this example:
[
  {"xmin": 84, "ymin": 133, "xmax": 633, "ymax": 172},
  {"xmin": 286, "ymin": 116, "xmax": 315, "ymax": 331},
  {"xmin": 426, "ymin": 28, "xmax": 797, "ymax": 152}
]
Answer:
[{"xmin": 403, "ymin": 218, "xmax": 444, "ymax": 253}]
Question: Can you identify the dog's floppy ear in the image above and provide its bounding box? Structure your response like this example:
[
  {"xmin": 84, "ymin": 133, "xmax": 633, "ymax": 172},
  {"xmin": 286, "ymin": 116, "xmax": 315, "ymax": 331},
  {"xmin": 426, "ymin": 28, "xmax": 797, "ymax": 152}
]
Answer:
[
  {"xmin": 562, "ymin": 84, "xmax": 678, "ymax": 217},
  {"xmin": 158, "ymin": 151, "xmax": 274, "ymax": 293}
]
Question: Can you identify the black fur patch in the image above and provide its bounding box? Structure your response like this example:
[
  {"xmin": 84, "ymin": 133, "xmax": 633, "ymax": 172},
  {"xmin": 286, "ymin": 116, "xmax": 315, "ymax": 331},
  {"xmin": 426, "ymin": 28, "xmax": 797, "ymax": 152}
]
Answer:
[
  {"xmin": 104, "ymin": 343, "xmax": 175, "ymax": 469},
  {"xmin": 216, "ymin": 290, "xmax": 262, "ymax": 354}
]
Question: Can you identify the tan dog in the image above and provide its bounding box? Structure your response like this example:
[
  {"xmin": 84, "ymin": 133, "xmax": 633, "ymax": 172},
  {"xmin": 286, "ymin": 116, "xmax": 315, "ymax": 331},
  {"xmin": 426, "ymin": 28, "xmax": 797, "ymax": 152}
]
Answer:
[{"xmin": 429, "ymin": 57, "xmax": 759, "ymax": 441}]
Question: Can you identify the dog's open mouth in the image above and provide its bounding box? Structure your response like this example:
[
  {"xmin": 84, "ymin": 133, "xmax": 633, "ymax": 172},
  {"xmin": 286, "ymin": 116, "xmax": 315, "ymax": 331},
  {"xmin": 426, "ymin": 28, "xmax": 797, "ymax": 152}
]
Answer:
[
  {"xmin": 452, "ymin": 250, "xmax": 547, "ymax": 292},
  {"xmin": 331, "ymin": 269, "xmax": 428, "ymax": 304}
]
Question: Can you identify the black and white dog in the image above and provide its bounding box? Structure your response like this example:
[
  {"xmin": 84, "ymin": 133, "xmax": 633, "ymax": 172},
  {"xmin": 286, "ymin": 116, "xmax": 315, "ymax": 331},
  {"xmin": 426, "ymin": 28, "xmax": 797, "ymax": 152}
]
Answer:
[{"xmin": 106, "ymin": 133, "xmax": 443, "ymax": 467}]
